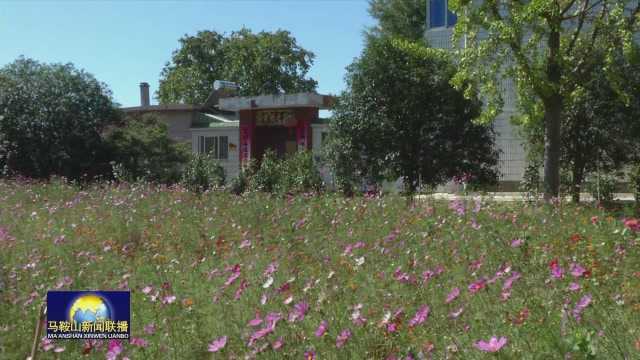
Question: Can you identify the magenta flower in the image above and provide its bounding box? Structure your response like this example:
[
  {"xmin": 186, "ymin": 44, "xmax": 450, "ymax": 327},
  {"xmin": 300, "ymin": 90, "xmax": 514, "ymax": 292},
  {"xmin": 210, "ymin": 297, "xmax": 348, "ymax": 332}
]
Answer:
[
  {"xmin": 263, "ymin": 261, "xmax": 278, "ymax": 277},
  {"xmin": 304, "ymin": 350, "xmax": 317, "ymax": 359},
  {"xmin": 568, "ymin": 282, "xmax": 581, "ymax": 292},
  {"xmin": 468, "ymin": 278, "xmax": 486, "ymax": 294},
  {"xmin": 474, "ymin": 336, "xmax": 508, "ymax": 352},
  {"xmin": 248, "ymin": 313, "xmax": 263, "ymax": 327},
  {"xmin": 572, "ymin": 294, "xmax": 592, "ymax": 321},
  {"xmin": 288, "ymin": 301, "xmax": 309, "ymax": 322},
  {"xmin": 272, "ymin": 337, "xmax": 284, "ymax": 350},
  {"xmin": 408, "ymin": 305, "xmax": 430, "ymax": 327},
  {"xmin": 162, "ymin": 294, "xmax": 176, "ymax": 304},
  {"xmin": 502, "ymin": 272, "xmax": 521, "ymax": 292},
  {"xmin": 445, "ymin": 287, "xmax": 460, "ymax": 304},
  {"xmin": 106, "ymin": 340, "xmax": 123, "ymax": 360},
  {"xmin": 336, "ymin": 329, "xmax": 352, "ymax": 348},
  {"xmin": 570, "ymin": 263, "xmax": 587, "ymax": 278},
  {"xmin": 315, "ymin": 320, "xmax": 328, "ymax": 337},
  {"xmin": 208, "ymin": 336, "xmax": 227, "ymax": 352},
  {"xmin": 550, "ymin": 259, "xmax": 564, "ymax": 279},
  {"xmin": 144, "ymin": 323, "xmax": 156, "ymax": 335},
  {"xmin": 511, "ymin": 238, "xmax": 524, "ymax": 247},
  {"xmin": 130, "ymin": 337, "xmax": 148, "ymax": 347}
]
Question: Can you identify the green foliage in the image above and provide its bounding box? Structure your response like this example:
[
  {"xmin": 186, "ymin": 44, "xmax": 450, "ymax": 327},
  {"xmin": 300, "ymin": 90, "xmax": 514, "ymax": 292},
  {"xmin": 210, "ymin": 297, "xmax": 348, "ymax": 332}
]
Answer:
[
  {"xmin": 249, "ymin": 150, "xmax": 282, "ymax": 193},
  {"xmin": 450, "ymin": 0, "xmax": 640, "ymax": 197},
  {"xmin": 228, "ymin": 159, "xmax": 256, "ymax": 195},
  {"xmin": 278, "ymin": 151, "xmax": 323, "ymax": 194},
  {"xmin": 180, "ymin": 152, "xmax": 225, "ymax": 192},
  {"xmin": 105, "ymin": 114, "xmax": 189, "ymax": 184},
  {"xmin": 367, "ymin": 0, "xmax": 427, "ymax": 42},
  {"xmin": 631, "ymin": 164, "xmax": 640, "ymax": 214},
  {"xmin": 520, "ymin": 161, "xmax": 542, "ymax": 203},
  {"xmin": 0, "ymin": 57, "xmax": 120, "ymax": 180},
  {"xmin": 158, "ymin": 28, "xmax": 317, "ymax": 104},
  {"xmin": 326, "ymin": 37, "xmax": 498, "ymax": 194},
  {"xmin": 585, "ymin": 172, "xmax": 619, "ymax": 204}
]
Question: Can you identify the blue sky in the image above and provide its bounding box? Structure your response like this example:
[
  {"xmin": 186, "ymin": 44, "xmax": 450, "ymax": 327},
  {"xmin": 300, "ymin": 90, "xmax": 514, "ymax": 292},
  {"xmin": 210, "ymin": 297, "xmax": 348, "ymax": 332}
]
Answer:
[{"xmin": 0, "ymin": 1, "xmax": 375, "ymax": 107}]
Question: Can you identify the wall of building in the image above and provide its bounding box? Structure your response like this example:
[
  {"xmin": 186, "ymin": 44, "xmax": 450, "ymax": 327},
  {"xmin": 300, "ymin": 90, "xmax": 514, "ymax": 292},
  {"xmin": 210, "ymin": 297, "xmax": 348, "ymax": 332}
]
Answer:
[
  {"xmin": 191, "ymin": 127, "xmax": 241, "ymax": 181},
  {"xmin": 154, "ymin": 111, "xmax": 197, "ymax": 143}
]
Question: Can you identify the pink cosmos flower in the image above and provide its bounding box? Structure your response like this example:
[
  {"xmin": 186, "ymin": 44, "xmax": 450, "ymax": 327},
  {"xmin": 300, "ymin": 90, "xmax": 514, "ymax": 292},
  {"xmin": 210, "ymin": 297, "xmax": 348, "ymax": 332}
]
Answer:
[
  {"xmin": 106, "ymin": 340, "xmax": 123, "ymax": 360},
  {"xmin": 234, "ymin": 279, "xmax": 248, "ymax": 300},
  {"xmin": 304, "ymin": 350, "xmax": 317, "ymax": 359},
  {"xmin": 550, "ymin": 259, "xmax": 564, "ymax": 279},
  {"xmin": 143, "ymin": 323, "xmax": 156, "ymax": 335},
  {"xmin": 248, "ymin": 313, "xmax": 263, "ymax": 327},
  {"xmin": 570, "ymin": 263, "xmax": 587, "ymax": 278},
  {"xmin": 468, "ymin": 278, "xmax": 486, "ymax": 294},
  {"xmin": 208, "ymin": 336, "xmax": 227, "ymax": 352},
  {"xmin": 141, "ymin": 285, "xmax": 153, "ymax": 294},
  {"xmin": 408, "ymin": 305, "xmax": 430, "ymax": 327},
  {"xmin": 315, "ymin": 320, "xmax": 328, "ymax": 337},
  {"xmin": 511, "ymin": 238, "xmax": 524, "ymax": 247},
  {"xmin": 128, "ymin": 337, "xmax": 147, "ymax": 347},
  {"xmin": 272, "ymin": 337, "xmax": 284, "ymax": 350},
  {"xmin": 624, "ymin": 218, "xmax": 640, "ymax": 232},
  {"xmin": 572, "ymin": 294, "xmax": 592, "ymax": 321},
  {"xmin": 264, "ymin": 262, "xmax": 279, "ymax": 277},
  {"xmin": 288, "ymin": 301, "xmax": 309, "ymax": 322},
  {"xmin": 502, "ymin": 272, "xmax": 521, "ymax": 292},
  {"xmin": 446, "ymin": 287, "xmax": 460, "ymax": 304},
  {"xmin": 162, "ymin": 295, "xmax": 176, "ymax": 304},
  {"xmin": 591, "ymin": 216, "xmax": 599, "ymax": 225},
  {"xmin": 474, "ymin": 336, "xmax": 508, "ymax": 352},
  {"xmin": 224, "ymin": 272, "xmax": 240, "ymax": 287},
  {"xmin": 568, "ymin": 282, "xmax": 581, "ymax": 292},
  {"xmin": 41, "ymin": 337, "xmax": 55, "ymax": 351},
  {"xmin": 336, "ymin": 329, "xmax": 352, "ymax": 348}
]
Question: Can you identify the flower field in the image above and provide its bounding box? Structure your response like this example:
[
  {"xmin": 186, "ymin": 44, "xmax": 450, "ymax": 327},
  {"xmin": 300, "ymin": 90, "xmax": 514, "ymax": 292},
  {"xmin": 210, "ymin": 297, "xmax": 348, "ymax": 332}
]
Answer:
[{"xmin": 1, "ymin": 179, "xmax": 640, "ymax": 359}]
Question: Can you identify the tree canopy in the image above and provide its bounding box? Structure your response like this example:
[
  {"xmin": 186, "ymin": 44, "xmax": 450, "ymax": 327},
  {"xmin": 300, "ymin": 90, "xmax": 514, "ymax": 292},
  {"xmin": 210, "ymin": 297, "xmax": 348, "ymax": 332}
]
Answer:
[
  {"xmin": 0, "ymin": 57, "xmax": 120, "ymax": 179},
  {"xmin": 325, "ymin": 37, "xmax": 498, "ymax": 194},
  {"xmin": 450, "ymin": 0, "xmax": 640, "ymax": 199},
  {"xmin": 367, "ymin": 0, "xmax": 428, "ymax": 42},
  {"xmin": 158, "ymin": 28, "xmax": 318, "ymax": 104}
]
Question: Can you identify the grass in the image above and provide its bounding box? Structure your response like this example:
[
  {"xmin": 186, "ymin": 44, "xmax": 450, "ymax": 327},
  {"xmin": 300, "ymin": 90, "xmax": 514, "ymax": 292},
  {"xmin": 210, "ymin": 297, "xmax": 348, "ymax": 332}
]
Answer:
[{"xmin": 1, "ymin": 178, "xmax": 640, "ymax": 359}]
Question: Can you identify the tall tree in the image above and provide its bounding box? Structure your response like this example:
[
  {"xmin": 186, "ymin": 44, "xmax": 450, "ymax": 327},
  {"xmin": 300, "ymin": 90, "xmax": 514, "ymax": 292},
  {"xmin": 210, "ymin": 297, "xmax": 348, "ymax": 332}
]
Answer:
[
  {"xmin": 0, "ymin": 57, "xmax": 120, "ymax": 180},
  {"xmin": 158, "ymin": 28, "xmax": 317, "ymax": 104},
  {"xmin": 367, "ymin": 0, "xmax": 428, "ymax": 41},
  {"xmin": 325, "ymin": 37, "xmax": 498, "ymax": 194},
  {"xmin": 450, "ymin": 0, "xmax": 640, "ymax": 199}
]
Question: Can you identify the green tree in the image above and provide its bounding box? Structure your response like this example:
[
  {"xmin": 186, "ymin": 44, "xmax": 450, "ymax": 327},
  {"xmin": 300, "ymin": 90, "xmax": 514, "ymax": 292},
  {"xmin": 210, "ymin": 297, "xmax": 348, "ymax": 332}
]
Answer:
[
  {"xmin": 105, "ymin": 114, "xmax": 190, "ymax": 183},
  {"xmin": 326, "ymin": 37, "xmax": 498, "ymax": 195},
  {"xmin": 367, "ymin": 0, "xmax": 428, "ymax": 42},
  {"xmin": 158, "ymin": 28, "xmax": 317, "ymax": 104},
  {"xmin": 0, "ymin": 57, "xmax": 120, "ymax": 180},
  {"xmin": 450, "ymin": 0, "xmax": 640, "ymax": 199},
  {"xmin": 517, "ymin": 45, "xmax": 640, "ymax": 202}
]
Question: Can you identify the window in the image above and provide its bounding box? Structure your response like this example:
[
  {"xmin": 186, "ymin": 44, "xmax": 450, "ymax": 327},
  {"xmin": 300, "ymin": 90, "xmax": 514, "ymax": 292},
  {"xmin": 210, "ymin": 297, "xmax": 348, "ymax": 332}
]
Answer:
[
  {"xmin": 429, "ymin": 0, "xmax": 457, "ymax": 28},
  {"xmin": 198, "ymin": 135, "xmax": 228, "ymax": 159}
]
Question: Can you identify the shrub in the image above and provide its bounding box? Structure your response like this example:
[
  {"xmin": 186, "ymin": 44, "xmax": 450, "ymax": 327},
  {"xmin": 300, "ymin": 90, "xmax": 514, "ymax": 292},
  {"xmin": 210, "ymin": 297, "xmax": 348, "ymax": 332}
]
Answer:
[
  {"xmin": 584, "ymin": 172, "xmax": 618, "ymax": 203},
  {"xmin": 180, "ymin": 153, "xmax": 225, "ymax": 192},
  {"xmin": 520, "ymin": 161, "xmax": 542, "ymax": 202},
  {"xmin": 279, "ymin": 151, "xmax": 323, "ymax": 194},
  {"xmin": 106, "ymin": 114, "xmax": 189, "ymax": 183},
  {"xmin": 228, "ymin": 159, "xmax": 257, "ymax": 195},
  {"xmin": 630, "ymin": 164, "xmax": 640, "ymax": 214},
  {"xmin": 249, "ymin": 150, "xmax": 282, "ymax": 193}
]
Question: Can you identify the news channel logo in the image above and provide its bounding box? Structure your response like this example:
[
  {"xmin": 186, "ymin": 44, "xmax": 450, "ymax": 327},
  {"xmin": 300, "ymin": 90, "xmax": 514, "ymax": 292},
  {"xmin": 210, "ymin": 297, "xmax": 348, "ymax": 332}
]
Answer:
[{"xmin": 46, "ymin": 291, "xmax": 130, "ymax": 340}]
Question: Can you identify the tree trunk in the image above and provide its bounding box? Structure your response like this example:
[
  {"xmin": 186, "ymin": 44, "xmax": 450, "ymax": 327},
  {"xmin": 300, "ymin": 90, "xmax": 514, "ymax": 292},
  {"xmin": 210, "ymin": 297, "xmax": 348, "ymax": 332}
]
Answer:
[
  {"xmin": 543, "ymin": 95, "xmax": 562, "ymax": 200},
  {"xmin": 571, "ymin": 160, "xmax": 584, "ymax": 203},
  {"xmin": 543, "ymin": 26, "xmax": 562, "ymax": 201}
]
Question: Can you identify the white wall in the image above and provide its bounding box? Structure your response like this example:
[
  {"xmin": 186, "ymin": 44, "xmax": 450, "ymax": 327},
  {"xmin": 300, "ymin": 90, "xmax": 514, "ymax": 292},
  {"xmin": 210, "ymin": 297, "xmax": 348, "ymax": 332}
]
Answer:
[{"xmin": 191, "ymin": 128, "xmax": 241, "ymax": 181}]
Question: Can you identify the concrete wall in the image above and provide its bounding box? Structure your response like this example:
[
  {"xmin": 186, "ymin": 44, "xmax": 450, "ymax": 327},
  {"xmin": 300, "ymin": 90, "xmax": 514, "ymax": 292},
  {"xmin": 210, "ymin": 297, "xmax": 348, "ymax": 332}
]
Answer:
[
  {"xmin": 191, "ymin": 127, "xmax": 241, "ymax": 181},
  {"xmin": 153, "ymin": 111, "xmax": 197, "ymax": 143}
]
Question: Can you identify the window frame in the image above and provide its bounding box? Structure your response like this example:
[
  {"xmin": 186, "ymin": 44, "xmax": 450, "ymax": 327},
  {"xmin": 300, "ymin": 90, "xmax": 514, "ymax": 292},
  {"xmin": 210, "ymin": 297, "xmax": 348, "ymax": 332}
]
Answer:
[
  {"xmin": 428, "ymin": 0, "xmax": 457, "ymax": 29},
  {"xmin": 198, "ymin": 135, "xmax": 229, "ymax": 160}
]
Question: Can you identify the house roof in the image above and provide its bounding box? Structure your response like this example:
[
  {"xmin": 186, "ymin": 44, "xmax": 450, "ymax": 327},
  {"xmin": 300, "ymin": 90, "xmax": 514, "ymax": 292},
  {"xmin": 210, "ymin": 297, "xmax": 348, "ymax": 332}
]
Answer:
[
  {"xmin": 191, "ymin": 112, "xmax": 239, "ymax": 128},
  {"xmin": 121, "ymin": 104, "xmax": 201, "ymax": 113},
  {"xmin": 218, "ymin": 93, "xmax": 334, "ymax": 111}
]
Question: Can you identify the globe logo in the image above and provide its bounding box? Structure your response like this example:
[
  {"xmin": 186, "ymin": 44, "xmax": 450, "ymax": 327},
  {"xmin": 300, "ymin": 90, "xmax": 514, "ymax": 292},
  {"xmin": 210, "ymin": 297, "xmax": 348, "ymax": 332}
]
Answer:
[{"xmin": 68, "ymin": 294, "xmax": 111, "ymax": 324}]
